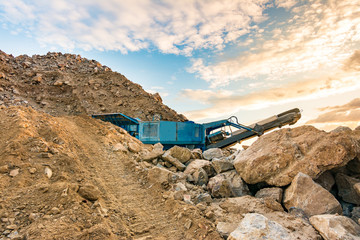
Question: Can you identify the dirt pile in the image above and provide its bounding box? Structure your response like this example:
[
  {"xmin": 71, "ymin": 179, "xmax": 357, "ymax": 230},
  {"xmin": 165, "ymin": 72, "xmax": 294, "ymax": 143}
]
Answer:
[
  {"xmin": 0, "ymin": 50, "xmax": 186, "ymax": 121},
  {"xmin": 0, "ymin": 106, "xmax": 218, "ymax": 239}
]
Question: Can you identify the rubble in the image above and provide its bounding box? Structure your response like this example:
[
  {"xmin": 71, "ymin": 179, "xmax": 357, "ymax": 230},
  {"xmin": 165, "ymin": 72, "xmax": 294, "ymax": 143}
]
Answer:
[
  {"xmin": 234, "ymin": 125, "xmax": 360, "ymax": 186},
  {"xmin": 283, "ymin": 172, "xmax": 342, "ymax": 216}
]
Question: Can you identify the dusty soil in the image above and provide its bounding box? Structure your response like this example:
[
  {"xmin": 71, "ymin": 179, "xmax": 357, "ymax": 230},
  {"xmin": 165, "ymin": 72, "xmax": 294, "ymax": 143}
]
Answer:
[
  {"xmin": 0, "ymin": 50, "xmax": 186, "ymax": 121},
  {"xmin": 0, "ymin": 106, "xmax": 219, "ymax": 239}
]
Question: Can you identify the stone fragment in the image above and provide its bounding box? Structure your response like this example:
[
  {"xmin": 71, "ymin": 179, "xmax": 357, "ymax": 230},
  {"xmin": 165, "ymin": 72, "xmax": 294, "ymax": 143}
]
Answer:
[
  {"xmin": 50, "ymin": 207, "xmax": 60, "ymax": 215},
  {"xmin": 9, "ymin": 168, "xmax": 19, "ymax": 177},
  {"xmin": 44, "ymin": 167, "xmax": 52, "ymax": 179},
  {"xmin": 153, "ymin": 143, "xmax": 164, "ymax": 151},
  {"xmin": 29, "ymin": 168, "xmax": 37, "ymax": 174},
  {"xmin": 167, "ymin": 146, "xmax": 192, "ymax": 163},
  {"xmin": 335, "ymin": 173, "xmax": 360, "ymax": 204},
  {"xmin": 193, "ymin": 193, "xmax": 212, "ymax": 204},
  {"xmin": 191, "ymin": 148, "xmax": 203, "ymax": 159},
  {"xmin": 6, "ymin": 224, "xmax": 17, "ymax": 230},
  {"xmin": 203, "ymin": 148, "xmax": 223, "ymax": 160},
  {"xmin": 141, "ymin": 149, "xmax": 164, "ymax": 162},
  {"xmin": 309, "ymin": 214, "xmax": 360, "ymax": 240},
  {"xmin": 234, "ymin": 126, "xmax": 360, "ymax": 186},
  {"xmin": 288, "ymin": 207, "xmax": 309, "ymax": 221},
  {"xmin": 78, "ymin": 184, "xmax": 101, "ymax": 201},
  {"xmin": 147, "ymin": 167, "xmax": 180, "ymax": 187},
  {"xmin": 161, "ymin": 151, "xmax": 186, "ymax": 171},
  {"xmin": 283, "ymin": 172, "xmax": 342, "ymax": 217},
  {"xmin": 128, "ymin": 141, "xmax": 141, "ymax": 153},
  {"xmin": 207, "ymin": 170, "xmax": 249, "ymax": 198},
  {"xmin": 216, "ymin": 222, "xmax": 238, "ymax": 239},
  {"xmin": 255, "ymin": 187, "xmax": 283, "ymax": 203},
  {"xmin": 228, "ymin": 213, "xmax": 292, "ymax": 240},
  {"xmin": 28, "ymin": 213, "xmax": 39, "ymax": 222},
  {"xmin": 184, "ymin": 159, "xmax": 214, "ymax": 176},
  {"xmin": 315, "ymin": 171, "xmax": 335, "ymax": 191},
  {"xmin": 211, "ymin": 158, "xmax": 234, "ymax": 174},
  {"xmin": 184, "ymin": 219, "xmax": 192, "ymax": 229},
  {"xmin": 113, "ymin": 143, "xmax": 128, "ymax": 153},
  {"xmin": 261, "ymin": 198, "xmax": 284, "ymax": 212},
  {"xmin": 0, "ymin": 165, "xmax": 9, "ymax": 173},
  {"xmin": 192, "ymin": 167, "xmax": 208, "ymax": 186}
]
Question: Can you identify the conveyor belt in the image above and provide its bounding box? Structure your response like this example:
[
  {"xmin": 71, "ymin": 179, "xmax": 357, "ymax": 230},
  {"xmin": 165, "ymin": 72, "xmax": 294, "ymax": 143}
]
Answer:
[{"xmin": 207, "ymin": 108, "xmax": 301, "ymax": 149}]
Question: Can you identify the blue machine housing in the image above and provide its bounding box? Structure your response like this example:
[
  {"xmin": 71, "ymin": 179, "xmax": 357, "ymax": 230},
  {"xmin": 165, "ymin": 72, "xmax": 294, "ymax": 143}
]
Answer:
[{"xmin": 139, "ymin": 121, "xmax": 205, "ymax": 149}]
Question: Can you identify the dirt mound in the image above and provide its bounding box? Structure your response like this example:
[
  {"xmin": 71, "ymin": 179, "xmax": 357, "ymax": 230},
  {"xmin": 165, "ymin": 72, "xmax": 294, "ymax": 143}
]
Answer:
[
  {"xmin": 0, "ymin": 106, "xmax": 218, "ymax": 239},
  {"xmin": 0, "ymin": 50, "xmax": 186, "ymax": 121}
]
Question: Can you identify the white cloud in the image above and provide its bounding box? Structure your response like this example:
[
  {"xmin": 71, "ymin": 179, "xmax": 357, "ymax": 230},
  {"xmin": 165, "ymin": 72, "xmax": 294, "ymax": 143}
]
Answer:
[
  {"xmin": 0, "ymin": 0, "xmax": 271, "ymax": 54},
  {"xmin": 188, "ymin": 0, "xmax": 360, "ymax": 88},
  {"xmin": 182, "ymin": 71, "xmax": 360, "ymax": 120}
]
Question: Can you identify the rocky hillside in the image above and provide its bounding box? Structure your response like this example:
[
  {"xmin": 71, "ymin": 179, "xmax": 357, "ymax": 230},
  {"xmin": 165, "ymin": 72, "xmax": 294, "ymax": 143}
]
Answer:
[
  {"xmin": 0, "ymin": 50, "xmax": 186, "ymax": 121},
  {"xmin": 0, "ymin": 106, "xmax": 217, "ymax": 239}
]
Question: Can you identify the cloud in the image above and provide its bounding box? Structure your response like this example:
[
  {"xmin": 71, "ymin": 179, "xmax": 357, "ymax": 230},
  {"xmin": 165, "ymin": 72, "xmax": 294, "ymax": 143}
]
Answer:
[
  {"xmin": 275, "ymin": 0, "xmax": 297, "ymax": 9},
  {"xmin": 188, "ymin": 0, "xmax": 360, "ymax": 87},
  {"xmin": 307, "ymin": 98, "xmax": 360, "ymax": 126},
  {"xmin": 182, "ymin": 72, "xmax": 360, "ymax": 120},
  {"xmin": 343, "ymin": 50, "xmax": 360, "ymax": 71},
  {"xmin": 0, "ymin": 0, "xmax": 271, "ymax": 54}
]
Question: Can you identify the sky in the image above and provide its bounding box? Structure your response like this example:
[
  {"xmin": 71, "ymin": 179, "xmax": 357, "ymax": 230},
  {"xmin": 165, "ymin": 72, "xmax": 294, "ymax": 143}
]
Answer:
[{"xmin": 0, "ymin": 0, "xmax": 359, "ymax": 131}]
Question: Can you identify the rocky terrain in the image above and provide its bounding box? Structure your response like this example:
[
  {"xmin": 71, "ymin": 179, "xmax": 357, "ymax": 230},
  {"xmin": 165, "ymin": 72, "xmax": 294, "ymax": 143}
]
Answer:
[
  {"xmin": 1, "ymin": 50, "xmax": 360, "ymax": 240},
  {"xmin": 0, "ymin": 50, "xmax": 186, "ymax": 121}
]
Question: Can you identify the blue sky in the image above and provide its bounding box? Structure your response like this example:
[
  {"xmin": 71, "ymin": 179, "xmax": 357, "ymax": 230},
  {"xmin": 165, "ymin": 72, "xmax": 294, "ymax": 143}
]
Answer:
[{"xmin": 1, "ymin": 0, "xmax": 360, "ymax": 130}]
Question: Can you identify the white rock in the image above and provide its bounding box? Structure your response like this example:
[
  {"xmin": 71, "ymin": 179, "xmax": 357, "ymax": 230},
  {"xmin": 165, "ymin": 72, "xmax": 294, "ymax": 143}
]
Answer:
[
  {"xmin": 44, "ymin": 167, "xmax": 52, "ymax": 179},
  {"xmin": 228, "ymin": 213, "xmax": 292, "ymax": 240},
  {"xmin": 9, "ymin": 169, "xmax": 19, "ymax": 177},
  {"xmin": 309, "ymin": 214, "xmax": 360, "ymax": 240}
]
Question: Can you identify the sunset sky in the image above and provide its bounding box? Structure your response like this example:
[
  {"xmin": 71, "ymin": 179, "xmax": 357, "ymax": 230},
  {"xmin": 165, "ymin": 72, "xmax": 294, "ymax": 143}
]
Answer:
[{"xmin": 0, "ymin": 0, "xmax": 359, "ymax": 130}]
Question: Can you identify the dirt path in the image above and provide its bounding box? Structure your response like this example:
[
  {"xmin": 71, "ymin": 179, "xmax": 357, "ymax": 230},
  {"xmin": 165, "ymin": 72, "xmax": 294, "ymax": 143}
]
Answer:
[{"xmin": 62, "ymin": 116, "xmax": 219, "ymax": 240}]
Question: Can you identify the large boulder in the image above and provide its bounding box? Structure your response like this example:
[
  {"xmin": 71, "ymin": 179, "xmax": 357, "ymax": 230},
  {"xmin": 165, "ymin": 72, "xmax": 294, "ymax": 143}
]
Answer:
[
  {"xmin": 207, "ymin": 170, "xmax": 250, "ymax": 198},
  {"xmin": 309, "ymin": 214, "xmax": 360, "ymax": 240},
  {"xmin": 167, "ymin": 146, "xmax": 192, "ymax": 164},
  {"xmin": 335, "ymin": 173, "xmax": 360, "ymax": 204},
  {"xmin": 228, "ymin": 213, "xmax": 292, "ymax": 240},
  {"xmin": 212, "ymin": 196, "xmax": 320, "ymax": 240},
  {"xmin": 203, "ymin": 148, "xmax": 223, "ymax": 160},
  {"xmin": 234, "ymin": 126, "xmax": 360, "ymax": 186},
  {"xmin": 283, "ymin": 172, "xmax": 342, "ymax": 217}
]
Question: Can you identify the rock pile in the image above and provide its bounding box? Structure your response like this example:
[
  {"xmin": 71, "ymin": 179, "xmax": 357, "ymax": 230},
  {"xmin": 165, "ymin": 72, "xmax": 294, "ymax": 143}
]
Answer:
[
  {"xmin": 0, "ymin": 50, "xmax": 186, "ymax": 121},
  {"xmin": 135, "ymin": 125, "xmax": 360, "ymax": 239}
]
